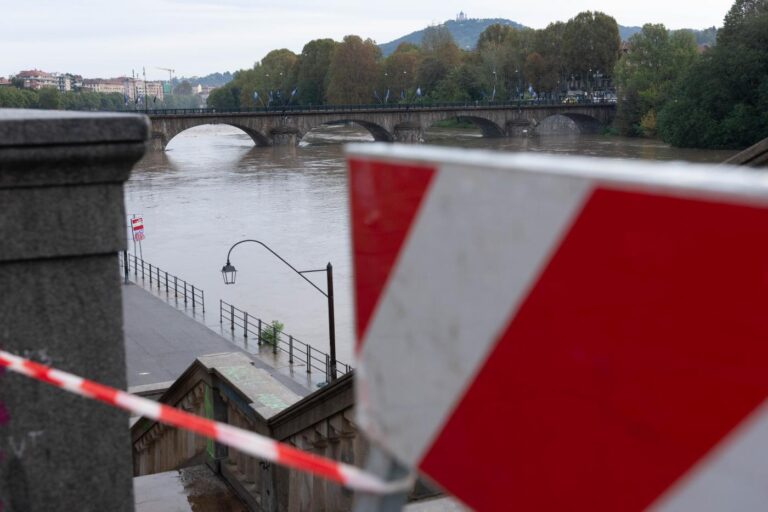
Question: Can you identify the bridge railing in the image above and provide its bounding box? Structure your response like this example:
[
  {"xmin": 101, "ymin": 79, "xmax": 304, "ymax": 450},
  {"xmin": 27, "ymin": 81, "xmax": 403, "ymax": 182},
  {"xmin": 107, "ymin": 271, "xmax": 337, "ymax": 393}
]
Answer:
[
  {"xmin": 219, "ymin": 299, "xmax": 353, "ymax": 382},
  {"xmin": 124, "ymin": 97, "xmax": 616, "ymax": 116}
]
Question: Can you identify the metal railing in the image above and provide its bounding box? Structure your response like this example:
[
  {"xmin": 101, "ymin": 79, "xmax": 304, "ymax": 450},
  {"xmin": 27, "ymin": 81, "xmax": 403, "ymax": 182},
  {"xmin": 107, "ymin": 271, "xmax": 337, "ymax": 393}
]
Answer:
[
  {"xmin": 123, "ymin": 97, "xmax": 616, "ymax": 117},
  {"xmin": 121, "ymin": 253, "xmax": 205, "ymax": 312},
  {"xmin": 219, "ymin": 299, "xmax": 352, "ymax": 382}
]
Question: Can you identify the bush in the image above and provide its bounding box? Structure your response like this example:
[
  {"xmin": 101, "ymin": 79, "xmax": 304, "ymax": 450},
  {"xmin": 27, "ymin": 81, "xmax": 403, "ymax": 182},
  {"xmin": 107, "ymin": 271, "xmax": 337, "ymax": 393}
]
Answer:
[{"xmin": 260, "ymin": 320, "xmax": 284, "ymax": 346}]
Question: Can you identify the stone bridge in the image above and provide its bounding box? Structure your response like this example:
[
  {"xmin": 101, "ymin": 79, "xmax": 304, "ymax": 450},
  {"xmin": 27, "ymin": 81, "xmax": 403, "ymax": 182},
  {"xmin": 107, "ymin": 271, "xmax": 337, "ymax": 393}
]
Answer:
[{"xmin": 148, "ymin": 103, "xmax": 616, "ymax": 150}]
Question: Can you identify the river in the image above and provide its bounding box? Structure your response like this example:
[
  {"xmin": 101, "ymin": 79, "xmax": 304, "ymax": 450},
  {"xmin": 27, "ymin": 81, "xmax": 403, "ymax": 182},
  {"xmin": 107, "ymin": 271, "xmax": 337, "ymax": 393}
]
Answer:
[{"xmin": 124, "ymin": 124, "xmax": 737, "ymax": 367}]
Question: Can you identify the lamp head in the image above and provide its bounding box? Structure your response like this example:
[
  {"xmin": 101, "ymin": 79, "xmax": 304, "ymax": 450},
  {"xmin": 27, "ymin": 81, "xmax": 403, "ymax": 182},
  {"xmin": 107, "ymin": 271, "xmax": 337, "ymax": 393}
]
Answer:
[{"xmin": 221, "ymin": 261, "xmax": 237, "ymax": 285}]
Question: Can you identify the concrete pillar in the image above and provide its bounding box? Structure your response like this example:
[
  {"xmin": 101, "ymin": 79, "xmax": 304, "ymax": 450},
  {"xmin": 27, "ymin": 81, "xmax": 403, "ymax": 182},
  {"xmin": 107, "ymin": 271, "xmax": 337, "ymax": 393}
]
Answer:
[
  {"xmin": 0, "ymin": 109, "xmax": 148, "ymax": 512},
  {"xmin": 507, "ymin": 120, "xmax": 533, "ymax": 137},
  {"xmin": 394, "ymin": 123, "xmax": 423, "ymax": 143},
  {"xmin": 271, "ymin": 128, "xmax": 300, "ymax": 146}
]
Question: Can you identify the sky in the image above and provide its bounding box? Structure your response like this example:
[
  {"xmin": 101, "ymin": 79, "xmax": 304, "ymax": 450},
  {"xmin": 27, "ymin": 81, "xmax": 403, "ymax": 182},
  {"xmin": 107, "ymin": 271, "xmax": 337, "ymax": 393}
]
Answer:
[{"xmin": 1, "ymin": 0, "xmax": 734, "ymax": 80}]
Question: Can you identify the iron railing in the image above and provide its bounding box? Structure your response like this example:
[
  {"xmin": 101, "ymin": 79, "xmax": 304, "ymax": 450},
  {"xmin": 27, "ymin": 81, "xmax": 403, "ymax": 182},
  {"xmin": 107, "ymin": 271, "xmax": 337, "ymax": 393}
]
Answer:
[
  {"xmin": 116, "ymin": 97, "xmax": 617, "ymax": 117},
  {"xmin": 219, "ymin": 299, "xmax": 352, "ymax": 382},
  {"xmin": 120, "ymin": 253, "xmax": 205, "ymax": 311}
]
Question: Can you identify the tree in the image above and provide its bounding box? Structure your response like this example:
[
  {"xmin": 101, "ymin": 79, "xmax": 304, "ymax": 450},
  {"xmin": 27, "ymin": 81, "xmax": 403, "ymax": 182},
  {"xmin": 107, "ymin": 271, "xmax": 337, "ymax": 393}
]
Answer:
[
  {"xmin": 613, "ymin": 24, "xmax": 698, "ymax": 136},
  {"xmin": 173, "ymin": 80, "xmax": 193, "ymax": 95},
  {"xmin": 295, "ymin": 39, "xmax": 337, "ymax": 105},
  {"xmin": 563, "ymin": 11, "xmax": 621, "ymax": 86},
  {"xmin": 326, "ymin": 35, "xmax": 380, "ymax": 104},
  {"xmin": 417, "ymin": 25, "xmax": 461, "ymax": 94},
  {"xmin": 534, "ymin": 22, "xmax": 567, "ymax": 94},
  {"xmin": 380, "ymin": 43, "xmax": 421, "ymax": 101},
  {"xmin": 658, "ymin": 0, "xmax": 768, "ymax": 149},
  {"xmin": 37, "ymin": 87, "xmax": 60, "ymax": 109},
  {"xmin": 658, "ymin": 0, "xmax": 768, "ymax": 148}
]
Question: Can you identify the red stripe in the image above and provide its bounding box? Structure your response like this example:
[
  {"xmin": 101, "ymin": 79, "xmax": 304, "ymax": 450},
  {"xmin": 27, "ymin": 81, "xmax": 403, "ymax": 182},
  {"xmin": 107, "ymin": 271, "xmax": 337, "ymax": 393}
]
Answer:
[
  {"xmin": 348, "ymin": 157, "xmax": 435, "ymax": 350},
  {"xmin": 21, "ymin": 359, "xmax": 63, "ymax": 387},
  {"xmin": 158, "ymin": 403, "xmax": 217, "ymax": 439},
  {"xmin": 276, "ymin": 442, "xmax": 345, "ymax": 485},
  {"xmin": 420, "ymin": 188, "xmax": 768, "ymax": 511},
  {"xmin": 80, "ymin": 378, "xmax": 120, "ymax": 406}
]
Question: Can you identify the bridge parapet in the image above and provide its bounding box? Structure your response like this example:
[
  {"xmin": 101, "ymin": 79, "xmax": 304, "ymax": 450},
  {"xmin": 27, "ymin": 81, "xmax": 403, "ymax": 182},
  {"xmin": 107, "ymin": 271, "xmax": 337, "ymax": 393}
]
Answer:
[{"xmin": 147, "ymin": 102, "xmax": 616, "ymax": 150}]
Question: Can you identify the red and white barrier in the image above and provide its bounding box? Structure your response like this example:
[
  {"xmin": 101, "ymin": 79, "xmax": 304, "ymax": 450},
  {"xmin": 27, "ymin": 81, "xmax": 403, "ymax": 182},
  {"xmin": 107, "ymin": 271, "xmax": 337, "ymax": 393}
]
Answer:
[
  {"xmin": 347, "ymin": 144, "xmax": 768, "ymax": 511},
  {"xmin": 0, "ymin": 349, "xmax": 411, "ymax": 495}
]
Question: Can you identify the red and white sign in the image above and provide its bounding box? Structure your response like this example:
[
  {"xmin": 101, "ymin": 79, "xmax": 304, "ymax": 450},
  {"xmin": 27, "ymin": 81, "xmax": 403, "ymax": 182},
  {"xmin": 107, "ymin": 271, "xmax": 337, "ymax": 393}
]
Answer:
[
  {"xmin": 347, "ymin": 144, "xmax": 768, "ymax": 511},
  {"xmin": 131, "ymin": 217, "xmax": 145, "ymax": 242}
]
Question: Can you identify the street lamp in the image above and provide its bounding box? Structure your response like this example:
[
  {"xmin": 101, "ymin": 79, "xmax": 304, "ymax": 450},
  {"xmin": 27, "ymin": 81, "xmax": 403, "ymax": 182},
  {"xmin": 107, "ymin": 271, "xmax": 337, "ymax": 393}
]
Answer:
[{"xmin": 221, "ymin": 239, "xmax": 338, "ymax": 381}]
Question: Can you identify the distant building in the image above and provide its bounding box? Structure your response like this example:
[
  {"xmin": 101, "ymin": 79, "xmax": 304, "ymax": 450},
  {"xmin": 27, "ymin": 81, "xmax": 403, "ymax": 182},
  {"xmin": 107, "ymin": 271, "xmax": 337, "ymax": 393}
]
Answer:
[
  {"xmin": 456, "ymin": 11, "xmax": 468, "ymax": 22},
  {"xmin": 81, "ymin": 77, "xmax": 164, "ymax": 103},
  {"xmin": 0, "ymin": 78, "xmax": 11, "ymax": 87},
  {"xmin": 13, "ymin": 70, "xmax": 74, "ymax": 92},
  {"xmin": 82, "ymin": 77, "xmax": 129, "ymax": 96}
]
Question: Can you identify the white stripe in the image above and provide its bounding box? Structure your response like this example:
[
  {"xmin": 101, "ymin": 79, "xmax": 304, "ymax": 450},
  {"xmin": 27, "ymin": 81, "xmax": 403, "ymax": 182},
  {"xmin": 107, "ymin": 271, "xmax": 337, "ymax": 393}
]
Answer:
[
  {"xmin": 115, "ymin": 391, "xmax": 162, "ymax": 420},
  {"xmin": 338, "ymin": 465, "xmax": 416, "ymax": 494},
  {"xmin": 650, "ymin": 400, "xmax": 768, "ymax": 511},
  {"xmin": 357, "ymin": 161, "xmax": 592, "ymax": 466},
  {"xmin": 216, "ymin": 423, "xmax": 279, "ymax": 461},
  {"xmin": 48, "ymin": 369, "xmax": 84, "ymax": 394}
]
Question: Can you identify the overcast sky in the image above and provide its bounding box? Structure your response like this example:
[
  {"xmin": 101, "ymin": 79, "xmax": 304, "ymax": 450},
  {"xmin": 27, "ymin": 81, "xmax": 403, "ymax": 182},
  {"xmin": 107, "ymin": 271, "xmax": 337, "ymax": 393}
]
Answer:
[{"xmin": 1, "ymin": 0, "xmax": 733, "ymax": 80}]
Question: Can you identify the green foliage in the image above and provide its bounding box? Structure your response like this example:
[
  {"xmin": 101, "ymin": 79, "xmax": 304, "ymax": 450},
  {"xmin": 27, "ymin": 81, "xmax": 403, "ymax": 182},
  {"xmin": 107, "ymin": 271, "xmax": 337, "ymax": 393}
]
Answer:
[
  {"xmin": 563, "ymin": 11, "xmax": 621, "ymax": 78},
  {"xmin": 658, "ymin": 0, "xmax": 768, "ymax": 148},
  {"xmin": 613, "ymin": 24, "xmax": 698, "ymax": 136},
  {"xmin": 296, "ymin": 39, "xmax": 337, "ymax": 105},
  {"xmin": 260, "ymin": 320, "xmax": 284, "ymax": 346},
  {"xmin": 326, "ymin": 35, "xmax": 380, "ymax": 104},
  {"xmin": 37, "ymin": 87, "xmax": 60, "ymax": 109},
  {"xmin": 173, "ymin": 80, "xmax": 193, "ymax": 95}
]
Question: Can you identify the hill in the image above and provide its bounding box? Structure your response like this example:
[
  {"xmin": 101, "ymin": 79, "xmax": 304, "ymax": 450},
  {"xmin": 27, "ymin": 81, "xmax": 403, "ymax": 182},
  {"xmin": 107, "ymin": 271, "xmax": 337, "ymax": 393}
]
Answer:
[
  {"xmin": 379, "ymin": 18, "xmax": 718, "ymax": 56},
  {"xmin": 379, "ymin": 18, "xmax": 526, "ymax": 56}
]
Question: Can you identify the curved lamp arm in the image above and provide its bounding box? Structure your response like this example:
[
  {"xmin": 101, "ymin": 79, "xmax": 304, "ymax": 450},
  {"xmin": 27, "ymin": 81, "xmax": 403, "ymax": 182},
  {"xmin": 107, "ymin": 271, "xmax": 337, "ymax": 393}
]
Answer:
[{"xmin": 224, "ymin": 239, "xmax": 328, "ymax": 297}]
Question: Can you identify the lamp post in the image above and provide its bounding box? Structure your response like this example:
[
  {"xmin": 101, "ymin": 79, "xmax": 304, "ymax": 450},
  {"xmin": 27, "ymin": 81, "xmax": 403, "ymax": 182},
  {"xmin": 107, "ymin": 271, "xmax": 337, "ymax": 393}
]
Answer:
[{"xmin": 221, "ymin": 239, "xmax": 338, "ymax": 381}]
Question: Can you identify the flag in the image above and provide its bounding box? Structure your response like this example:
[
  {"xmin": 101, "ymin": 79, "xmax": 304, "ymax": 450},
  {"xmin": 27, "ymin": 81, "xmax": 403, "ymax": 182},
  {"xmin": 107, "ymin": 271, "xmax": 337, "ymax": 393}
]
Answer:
[
  {"xmin": 491, "ymin": 85, "xmax": 496, "ymax": 101},
  {"xmin": 290, "ymin": 87, "xmax": 297, "ymax": 97},
  {"xmin": 385, "ymin": 89, "xmax": 390, "ymax": 103},
  {"xmin": 124, "ymin": 94, "xmax": 129, "ymax": 106},
  {"xmin": 400, "ymin": 90, "xmax": 405, "ymax": 100},
  {"xmin": 416, "ymin": 86, "xmax": 422, "ymax": 97},
  {"xmin": 253, "ymin": 91, "xmax": 259, "ymax": 101},
  {"xmin": 153, "ymin": 96, "xmax": 157, "ymax": 103},
  {"xmin": 374, "ymin": 90, "xmax": 382, "ymax": 103}
]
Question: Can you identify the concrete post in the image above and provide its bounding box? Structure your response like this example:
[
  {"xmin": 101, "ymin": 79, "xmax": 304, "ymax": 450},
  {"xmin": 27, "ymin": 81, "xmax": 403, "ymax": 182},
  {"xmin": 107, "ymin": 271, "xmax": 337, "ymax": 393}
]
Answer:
[{"xmin": 0, "ymin": 109, "xmax": 148, "ymax": 512}]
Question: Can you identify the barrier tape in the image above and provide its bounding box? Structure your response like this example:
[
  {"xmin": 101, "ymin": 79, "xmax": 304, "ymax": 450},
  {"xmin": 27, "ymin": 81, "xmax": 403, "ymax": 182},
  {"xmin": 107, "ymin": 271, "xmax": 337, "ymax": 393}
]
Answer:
[{"xmin": 0, "ymin": 349, "xmax": 412, "ymax": 495}]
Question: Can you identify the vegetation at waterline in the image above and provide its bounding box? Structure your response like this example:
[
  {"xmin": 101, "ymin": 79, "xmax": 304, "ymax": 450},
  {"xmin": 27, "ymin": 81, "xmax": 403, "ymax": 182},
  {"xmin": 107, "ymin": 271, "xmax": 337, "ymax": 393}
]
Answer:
[
  {"xmin": 657, "ymin": 0, "xmax": 768, "ymax": 148},
  {"xmin": 616, "ymin": 0, "xmax": 768, "ymax": 148},
  {"xmin": 0, "ymin": 84, "xmax": 202, "ymax": 110}
]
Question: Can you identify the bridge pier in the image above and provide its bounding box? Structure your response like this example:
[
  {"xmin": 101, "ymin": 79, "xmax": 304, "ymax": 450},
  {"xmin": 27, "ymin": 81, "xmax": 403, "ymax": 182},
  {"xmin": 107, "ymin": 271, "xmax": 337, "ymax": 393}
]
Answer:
[
  {"xmin": 394, "ymin": 123, "xmax": 422, "ymax": 144},
  {"xmin": 149, "ymin": 133, "xmax": 167, "ymax": 151},
  {"xmin": 506, "ymin": 120, "xmax": 533, "ymax": 137},
  {"xmin": 270, "ymin": 128, "xmax": 300, "ymax": 146}
]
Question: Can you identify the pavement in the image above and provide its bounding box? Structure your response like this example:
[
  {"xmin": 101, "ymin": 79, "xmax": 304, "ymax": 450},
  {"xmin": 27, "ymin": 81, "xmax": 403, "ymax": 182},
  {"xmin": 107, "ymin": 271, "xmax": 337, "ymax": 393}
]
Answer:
[{"xmin": 122, "ymin": 283, "xmax": 310, "ymax": 397}]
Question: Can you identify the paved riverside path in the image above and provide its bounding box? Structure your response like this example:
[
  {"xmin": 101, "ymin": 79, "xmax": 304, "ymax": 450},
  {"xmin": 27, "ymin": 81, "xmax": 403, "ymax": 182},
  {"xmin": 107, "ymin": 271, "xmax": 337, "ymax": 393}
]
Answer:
[{"xmin": 122, "ymin": 283, "xmax": 310, "ymax": 397}]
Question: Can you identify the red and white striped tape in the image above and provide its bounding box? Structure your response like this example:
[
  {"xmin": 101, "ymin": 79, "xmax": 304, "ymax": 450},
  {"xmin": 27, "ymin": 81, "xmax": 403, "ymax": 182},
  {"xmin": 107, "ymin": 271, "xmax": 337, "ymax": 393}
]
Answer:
[{"xmin": 0, "ymin": 349, "xmax": 412, "ymax": 495}]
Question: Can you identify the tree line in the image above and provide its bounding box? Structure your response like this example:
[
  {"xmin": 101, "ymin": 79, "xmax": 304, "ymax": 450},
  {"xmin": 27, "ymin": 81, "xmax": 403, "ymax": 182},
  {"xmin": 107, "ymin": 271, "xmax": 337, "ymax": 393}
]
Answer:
[
  {"xmin": 212, "ymin": 0, "xmax": 767, "ymax": 150},
  {"xmin": 0, "ymin": 84, "xmax": 202, "ymax": 110},
  {"xmin": 208, "ymin": 11, "xmax": 622, "ymax": 110}
]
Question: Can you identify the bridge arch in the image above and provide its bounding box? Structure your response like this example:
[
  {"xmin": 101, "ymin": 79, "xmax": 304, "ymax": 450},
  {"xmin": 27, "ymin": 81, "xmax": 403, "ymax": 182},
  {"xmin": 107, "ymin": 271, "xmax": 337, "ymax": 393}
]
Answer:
[
  {"xmin": 426, "ymin": 115, "xmax": 505, "ymax": 138},
  {"xmin": 537, "ymin": 113, "xmax": 603, "ymax": 135},
  {"xmin": 154, "ymin": 121, "xmax": 271, "ymax": 151},
  {"xmin": 301, "ymin": 119, "xmax": 394, "ymax": 143}
]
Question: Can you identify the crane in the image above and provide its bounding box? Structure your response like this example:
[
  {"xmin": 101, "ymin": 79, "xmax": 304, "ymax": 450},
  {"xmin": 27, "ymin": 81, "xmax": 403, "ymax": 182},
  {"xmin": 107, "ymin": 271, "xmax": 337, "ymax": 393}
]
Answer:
[{"xmin": 156, "ymin": 67, "xmax": 175, "ymax": 92}]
